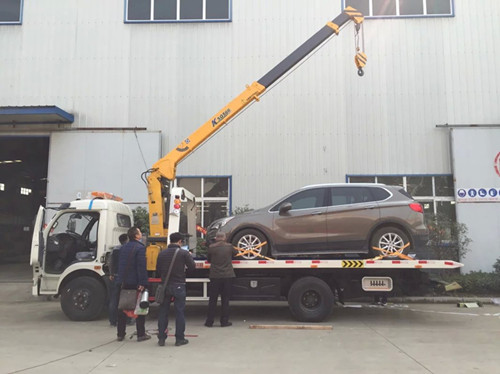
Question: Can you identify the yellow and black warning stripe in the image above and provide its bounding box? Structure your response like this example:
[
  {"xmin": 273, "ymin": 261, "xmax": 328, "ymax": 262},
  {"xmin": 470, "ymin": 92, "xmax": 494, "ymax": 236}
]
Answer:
[
  {"xmin": 342, "ymin": 260, "xmax": 364, "ymax": 268},
  {"xmin": 326, "ymin": 21, "xmax": 339, "ymax": 35},
  {"xmin": 344, "ymin": 6, "xmax": 364, "ymax": 24}
]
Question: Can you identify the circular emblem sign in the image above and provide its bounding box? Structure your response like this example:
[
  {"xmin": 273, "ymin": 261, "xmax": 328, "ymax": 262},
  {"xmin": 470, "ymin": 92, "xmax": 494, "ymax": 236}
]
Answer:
[{"xmin": 495, "ymin": 152, "xmax": 500, "ymax": 177}]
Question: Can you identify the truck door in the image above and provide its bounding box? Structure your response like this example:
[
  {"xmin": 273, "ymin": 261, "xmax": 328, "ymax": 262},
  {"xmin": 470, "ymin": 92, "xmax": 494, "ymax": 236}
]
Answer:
[
  {"xmin": 30, "ymin": 206, "xmax": 45, "ymax": 268},
  {"xmin": 30, "ymin": 206, "xmax": 46, "ymax": 295},
  {"xmin": 31, "ymin": 207, "xmax": 72, "ymax": 295}
]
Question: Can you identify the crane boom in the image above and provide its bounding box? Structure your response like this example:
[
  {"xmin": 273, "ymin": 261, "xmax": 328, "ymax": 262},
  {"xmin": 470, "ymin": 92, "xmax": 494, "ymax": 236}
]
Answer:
[{"xmin": 146, "ymin": 6, "xmax": 365, "ymax": 240}]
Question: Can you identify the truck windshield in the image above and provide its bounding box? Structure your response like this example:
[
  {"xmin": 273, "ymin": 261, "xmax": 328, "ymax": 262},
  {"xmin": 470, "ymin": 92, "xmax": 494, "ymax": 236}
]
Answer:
[{"xmin": 44, "ymin": 212, "xmax": 99, "ymax": 274}]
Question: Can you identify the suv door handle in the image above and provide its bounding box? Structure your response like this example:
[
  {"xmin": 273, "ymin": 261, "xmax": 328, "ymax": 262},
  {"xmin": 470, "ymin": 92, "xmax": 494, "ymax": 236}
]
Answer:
[
  {"xmin": 311, "ymin": 211, "xmax": 323, "ymax": 215},
  {"xmin": 364, "ymin": 205, "xmax": 377, "ymax": 210}
]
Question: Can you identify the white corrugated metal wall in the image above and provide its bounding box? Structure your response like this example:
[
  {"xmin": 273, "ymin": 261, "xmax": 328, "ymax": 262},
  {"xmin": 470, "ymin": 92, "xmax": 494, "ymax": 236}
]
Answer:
[
  {"xmin": 46, "ymin": 131, "xmax": 161, "ymax": 206},
  {"xmin": 451, "ymin": 128, "xmax": 500, "ymax": 273},
  {"xmin": 1, "ymin": 1, "xmax": 499, "ymax": 253}
]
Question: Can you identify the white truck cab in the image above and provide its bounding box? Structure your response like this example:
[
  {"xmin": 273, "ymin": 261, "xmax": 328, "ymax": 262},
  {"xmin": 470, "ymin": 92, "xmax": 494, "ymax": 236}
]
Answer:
[
  {"xmin": 30, "ymin": 196, "xmax": 133, "ymax": 320},
  {"xmin": 30, "ymin": 188, "xmax": 196, "ymax": 321}
]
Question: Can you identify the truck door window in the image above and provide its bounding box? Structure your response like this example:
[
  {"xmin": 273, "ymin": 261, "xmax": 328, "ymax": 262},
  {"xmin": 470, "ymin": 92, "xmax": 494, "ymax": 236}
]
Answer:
[
  {"xmin": 45, "ymin": 212, "xmax": 100, "ymax": 274},
  {"xmin": 117, "ymin": 213, "xmax": 132, "ymax": 227}
]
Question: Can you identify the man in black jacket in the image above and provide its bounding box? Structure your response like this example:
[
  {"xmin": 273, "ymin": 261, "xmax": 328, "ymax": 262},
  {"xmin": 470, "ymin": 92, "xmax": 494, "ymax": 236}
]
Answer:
[
  {"xmin": 108, "ymin": 233, "xmax": 129, "ymax": 326},
  {"xmin": 116, "ymin": 227, "xmax": 150, "ymax": 342},
  {"xmin": 204, "ymin": 232, "xmax": 238, "ymax": 327},
  {"xmin": 156, "ymin": 232, "xmax": 195, "ymax": 347}
]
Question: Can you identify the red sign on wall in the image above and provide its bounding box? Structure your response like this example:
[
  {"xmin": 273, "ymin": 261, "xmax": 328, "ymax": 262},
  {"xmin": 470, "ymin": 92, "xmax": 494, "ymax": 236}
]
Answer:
[{"xmin": 495, "ymin": 152, "xmax": 500, "ymax": 177}]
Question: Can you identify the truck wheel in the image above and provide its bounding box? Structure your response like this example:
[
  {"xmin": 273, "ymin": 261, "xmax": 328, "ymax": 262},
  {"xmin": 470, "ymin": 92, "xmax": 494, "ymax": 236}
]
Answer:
[
  {"xmin": 370, "ymin": 227, "xmax": 410, "ymax": 257},
  {"xmin": 232, "ymin": 229, "xmax": 269, "ymax": 259},
  {"xmin": 287, "ymin": 277, "xmax": 334, "ymax": 322},
  {"xmin": 60, "ymin": 276, "xmax": 106, "ymax": 321}
]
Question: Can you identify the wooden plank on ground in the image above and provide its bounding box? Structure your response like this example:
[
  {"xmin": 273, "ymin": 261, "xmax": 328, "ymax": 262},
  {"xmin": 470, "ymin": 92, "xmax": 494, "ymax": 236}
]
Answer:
[{"xmin": 249, "ymin": 324, "xmax": 332, "ymax": 330}]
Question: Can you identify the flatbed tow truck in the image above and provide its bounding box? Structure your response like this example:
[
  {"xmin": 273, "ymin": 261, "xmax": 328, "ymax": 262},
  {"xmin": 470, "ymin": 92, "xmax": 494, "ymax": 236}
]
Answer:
[
  {"xmin": 30, "ymin": 193, "xmax": 462, "ymax": 322},
  {"xmin": 30, "ymin": 7, "xmax": 462, "ymax": 322}
]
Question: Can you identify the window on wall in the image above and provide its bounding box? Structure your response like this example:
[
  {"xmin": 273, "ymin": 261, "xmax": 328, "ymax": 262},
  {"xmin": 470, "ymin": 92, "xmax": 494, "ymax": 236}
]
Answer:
[
  {"xmin": 0, "ymin": 0, "xmax": 22, "ymax": 24},
  {"xmin": 20, "ymin": 187, "xmax": 32, "ymax": 196},
  {"xmin": 344, "ymin": 0, "xmax": 453, "ymax": 18},
  {"xmin": 126, "ymin": 0, "xmax": 231, "ymax": 22},
  {"xmin": 176, "ymin": 176, "xmax": 230, "ymax": 236},
  {"xmin": 347, "ymin": 174, "xmax": 456, "ymax": 221}
]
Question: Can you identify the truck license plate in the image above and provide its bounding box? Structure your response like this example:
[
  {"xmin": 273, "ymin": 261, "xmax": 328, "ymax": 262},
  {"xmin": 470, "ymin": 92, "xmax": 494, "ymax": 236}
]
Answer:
[{"xmin": 361, "ymin": 277, "xmax": 393, "ymax": 292}]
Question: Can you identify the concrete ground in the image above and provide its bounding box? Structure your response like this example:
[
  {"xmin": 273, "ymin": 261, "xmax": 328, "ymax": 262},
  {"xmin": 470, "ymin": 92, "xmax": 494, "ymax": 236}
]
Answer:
[{"xmin": 1, "ymin": 263, "xmax": 500, "ymax": 374}]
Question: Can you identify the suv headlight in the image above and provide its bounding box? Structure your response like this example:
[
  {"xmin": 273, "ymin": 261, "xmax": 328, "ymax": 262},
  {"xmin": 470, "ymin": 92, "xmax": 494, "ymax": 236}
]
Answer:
[{"xmin": 211, "ymin": 216, "xmax": 234, "ymax": 230}]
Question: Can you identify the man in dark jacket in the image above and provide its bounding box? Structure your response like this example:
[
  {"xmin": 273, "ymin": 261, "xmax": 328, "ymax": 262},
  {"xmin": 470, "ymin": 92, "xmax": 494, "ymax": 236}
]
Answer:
[
  {"xmin": 204, "ymin": 232, "xmax": 238, "ymax": 327},
  {"xmin": 108, "ymin": 233, "xmax": 129, "ymax": 326},
  {"xmin": 156, "ymin": 232, "xmax": 196, "ymax": 347},
  {"xmin": 116, "ymin": 226, "xmax": 150, "ymax": 342}
]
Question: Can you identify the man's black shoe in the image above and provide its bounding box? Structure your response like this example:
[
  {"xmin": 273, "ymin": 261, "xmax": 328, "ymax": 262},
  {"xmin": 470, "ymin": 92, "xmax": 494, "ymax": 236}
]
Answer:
[
  {"xmin": 204, "ymin": 322, "xmax": 213, "ymax": 327},
  {"xmin": 117, "ymin": 336, "xmax": 125, "ymax": 342},
  {"xmin": 221, "ymin": 322, "xmax": 232, "ymax": 327},
  {"xmin": 137, "ymin": 334, "xmax": 151, "ymax": 342},
  {"xmin": 158, "ymin": 338, "xmax": 165, "ymax": 347},
  {"xmin": 175, "ymin": 339, "xmax": 189, "ymax": 346}
]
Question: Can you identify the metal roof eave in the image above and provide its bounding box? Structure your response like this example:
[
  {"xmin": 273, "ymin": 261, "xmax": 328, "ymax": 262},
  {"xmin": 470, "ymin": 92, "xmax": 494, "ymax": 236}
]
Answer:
[{"xmin": 0, "ymin": 106, "xmax": 74, "ymax": 125}]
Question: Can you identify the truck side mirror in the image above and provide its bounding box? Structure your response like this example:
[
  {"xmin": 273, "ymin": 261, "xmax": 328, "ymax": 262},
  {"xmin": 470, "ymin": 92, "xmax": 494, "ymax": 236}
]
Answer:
[{"xmin": 279, "ymin": 202, "xmax": 292, "ymax": 215}]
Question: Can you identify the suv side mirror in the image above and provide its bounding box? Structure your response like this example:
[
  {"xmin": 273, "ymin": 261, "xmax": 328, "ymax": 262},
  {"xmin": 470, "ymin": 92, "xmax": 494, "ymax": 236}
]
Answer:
[{"xmin": 279, "ymin": 202, "xmax": 292, "ymax": 215}]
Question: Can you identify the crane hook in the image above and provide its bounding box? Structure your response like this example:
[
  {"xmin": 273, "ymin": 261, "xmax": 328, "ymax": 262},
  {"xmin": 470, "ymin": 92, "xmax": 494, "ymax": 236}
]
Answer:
[
  {"xmin": 354, "ymin": 51, "xmax": 367, "ymax": 77},
  {"xmin": 353, "ymin": 20, "xmax": 366, "ymax": 77}
]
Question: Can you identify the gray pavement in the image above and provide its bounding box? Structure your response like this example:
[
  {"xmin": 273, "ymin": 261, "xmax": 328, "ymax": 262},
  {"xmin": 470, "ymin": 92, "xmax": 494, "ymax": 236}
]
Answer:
[{"xmin": 1, "ymin": 263, "xmax": 500, "ymax": 374}]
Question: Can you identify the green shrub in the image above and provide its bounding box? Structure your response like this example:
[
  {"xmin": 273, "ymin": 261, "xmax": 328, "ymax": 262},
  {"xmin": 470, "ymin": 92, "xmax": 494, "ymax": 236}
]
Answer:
[
  {"xmin": 493, "ymin": 257, "xmax": 500, "ymax": 274},
  {"xmin": 195, "ymin": 237, "xmax": 208, "ymax": 258},
  {"xmin": 426, "ymin": 213, "xmax": 471, "ymax": 262},
  {"xmin": 442, "ymin": 271, "xmax": 500, "ymax": 295},
  {"xmin": 132, "ymin": 206, "xmax": 149, "ymax": 237}
]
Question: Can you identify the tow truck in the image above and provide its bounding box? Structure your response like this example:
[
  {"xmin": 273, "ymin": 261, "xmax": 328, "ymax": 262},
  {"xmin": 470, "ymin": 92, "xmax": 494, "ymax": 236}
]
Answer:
[{"xmin": 30, "ymin": 7, "xmax": 462, "ymax": 322}]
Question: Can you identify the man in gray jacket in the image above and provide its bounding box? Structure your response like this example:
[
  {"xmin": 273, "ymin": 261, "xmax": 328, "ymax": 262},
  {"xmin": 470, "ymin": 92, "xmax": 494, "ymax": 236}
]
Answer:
[{"xmin": 204, "ymin": 232, "xmax": 238, "ymax": 327}]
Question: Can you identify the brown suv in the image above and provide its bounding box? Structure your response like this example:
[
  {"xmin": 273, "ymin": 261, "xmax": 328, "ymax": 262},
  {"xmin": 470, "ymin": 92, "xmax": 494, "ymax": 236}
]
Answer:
[{"xmin": 207, "ymin": 183, "xmax": 428, "ymax": 259}]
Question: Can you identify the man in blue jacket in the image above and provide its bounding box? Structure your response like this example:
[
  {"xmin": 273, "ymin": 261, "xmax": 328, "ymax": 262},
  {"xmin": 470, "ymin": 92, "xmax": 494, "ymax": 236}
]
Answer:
[{"xmin": 116, "ymin": 226, "xmax": 151, "ymax": 342}]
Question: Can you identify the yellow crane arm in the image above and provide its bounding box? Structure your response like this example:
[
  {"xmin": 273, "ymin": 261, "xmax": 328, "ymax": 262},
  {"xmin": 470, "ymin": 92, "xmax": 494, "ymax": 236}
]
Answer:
[
  {"xmin": 151, "ymin": 81, "xmax": 266, "ymax": 181},
  {"xmin": 146, "ymin": 6, "xmax": 365, "ymax": 241}
]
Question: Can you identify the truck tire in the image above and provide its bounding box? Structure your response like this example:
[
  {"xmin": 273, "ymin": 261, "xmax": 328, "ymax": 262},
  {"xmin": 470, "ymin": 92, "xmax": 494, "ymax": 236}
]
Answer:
[
  {"xmin": 370, "ymin": 227, "xmax": 410, "ymax": 257},
  {"xmin": 287, "ymin": 276, "xmax": 334, "ymax": 322},
  {"xmin": 60, "ymin": 276, "xmax": 106, "ymax": 321},
  {"xmin": 232, "ymin": 229, "xmax": 269, "ymax": 259}
]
